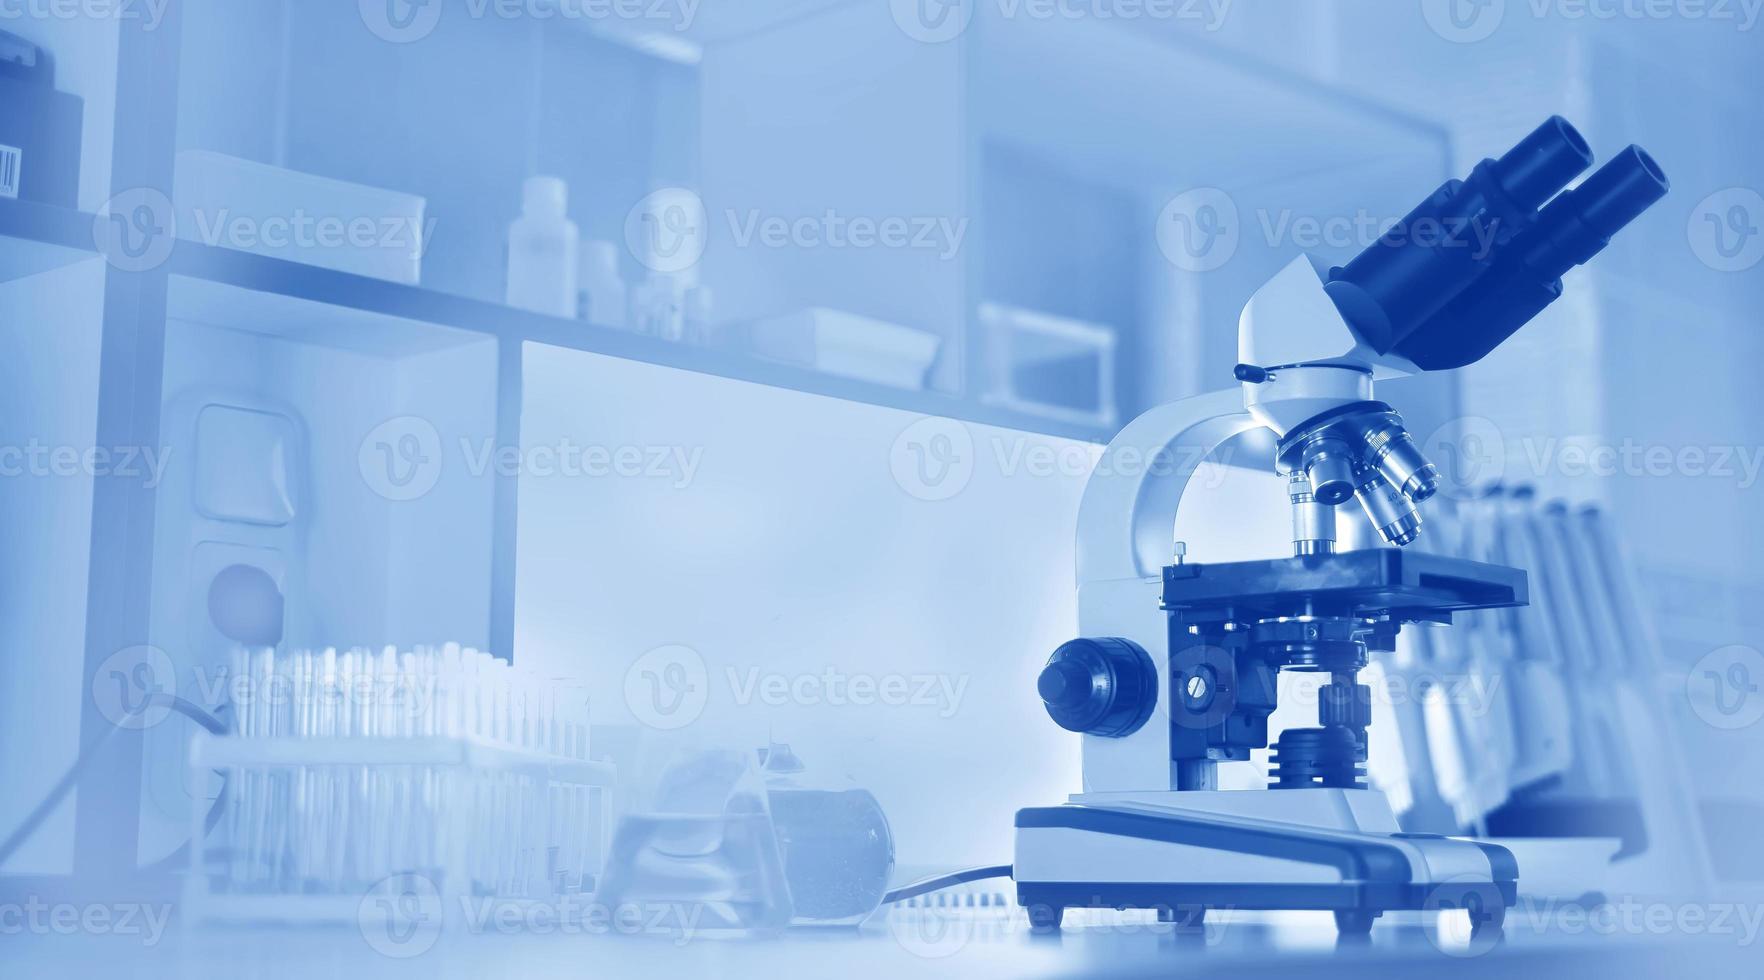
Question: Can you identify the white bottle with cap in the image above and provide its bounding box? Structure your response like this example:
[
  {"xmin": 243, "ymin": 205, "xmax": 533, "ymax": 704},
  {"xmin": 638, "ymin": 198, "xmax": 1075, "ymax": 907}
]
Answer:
[
  {"xmin": 506, "ymin": 176, "xmax": 579, "ymax": 317},
  {"xmin": 578, "ymin": 240, "xmax": 627, "ymax": 329}
]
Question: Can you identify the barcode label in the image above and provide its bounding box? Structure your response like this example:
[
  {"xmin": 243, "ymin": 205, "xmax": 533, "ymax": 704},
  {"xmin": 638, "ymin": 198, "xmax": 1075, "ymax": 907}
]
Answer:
[{"xmin": 0, "ymin": 145, "xmax": 20, "ymax": 200}]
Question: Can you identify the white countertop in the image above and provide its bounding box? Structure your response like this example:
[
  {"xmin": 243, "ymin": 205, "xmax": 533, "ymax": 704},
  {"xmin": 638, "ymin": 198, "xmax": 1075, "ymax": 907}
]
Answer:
[{"xmin": 1, "ymin": 904, "xmax": 1754, "ymax": 980}]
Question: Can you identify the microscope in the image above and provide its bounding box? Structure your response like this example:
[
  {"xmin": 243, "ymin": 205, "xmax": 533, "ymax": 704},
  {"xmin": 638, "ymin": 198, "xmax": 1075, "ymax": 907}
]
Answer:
[{"xmin": 1014, "ymin": 117, "xmax": 1668, "ymax": 935}]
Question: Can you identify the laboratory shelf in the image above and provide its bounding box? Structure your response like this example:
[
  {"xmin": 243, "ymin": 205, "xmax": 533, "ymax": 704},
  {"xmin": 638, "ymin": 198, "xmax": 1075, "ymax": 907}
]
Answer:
[
  {"xmin": 160, "ymin": 237, "xmax": 1113, "ymax": 442},
  {"xmin": 0, "ymin": 198, "xmax": 101, "ymax": 283},
  {"xmin": 0, "ymin": 200, "xmax": 1109, "ymax": 438}
]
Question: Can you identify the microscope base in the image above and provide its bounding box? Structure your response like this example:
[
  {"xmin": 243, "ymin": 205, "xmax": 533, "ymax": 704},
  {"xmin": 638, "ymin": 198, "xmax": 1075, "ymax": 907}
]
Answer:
[{"xmin": 1012, "ymin": 790, "xmax": 1516, "ymax": 934}]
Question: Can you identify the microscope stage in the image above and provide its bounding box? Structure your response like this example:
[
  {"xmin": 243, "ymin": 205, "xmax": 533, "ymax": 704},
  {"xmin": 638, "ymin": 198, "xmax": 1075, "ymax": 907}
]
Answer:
[{"xmin": 1161, "ymin": 549, "xmax": 1528, "ymax": 624}]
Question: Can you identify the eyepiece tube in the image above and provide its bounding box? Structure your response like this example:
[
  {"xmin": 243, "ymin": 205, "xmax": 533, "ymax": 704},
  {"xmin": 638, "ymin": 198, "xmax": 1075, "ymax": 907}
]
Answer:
[
  {"xmin": 1493, "ymin": 115, "xmax": 1595, "ymax": 212},
  {"xmin": 1566, "ymin": 145, "xmax": 1670, "ymax": 238},
  {"xmin": 1522, "ymin": 144, "xmax": 1670, "ymax": 278},
  {"xmin": 1353, "ymin": 467, "xmax": 1423, "ymax": 548}
]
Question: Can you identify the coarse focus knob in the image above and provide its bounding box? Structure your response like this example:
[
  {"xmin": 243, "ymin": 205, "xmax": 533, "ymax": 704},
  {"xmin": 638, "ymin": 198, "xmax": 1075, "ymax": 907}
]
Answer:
[{"xmin": 1037, "ymin": 638, "xmax": 1158, "ymax": 738}]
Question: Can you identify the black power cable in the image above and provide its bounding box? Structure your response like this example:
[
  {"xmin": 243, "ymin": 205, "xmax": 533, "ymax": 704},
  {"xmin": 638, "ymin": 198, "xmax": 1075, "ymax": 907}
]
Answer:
[
  {"xmin": 0, "ymin": 694, "xmax": 229, "ymax": 872},
  {"xmin": 881, "ymin": 864, "xmax": 1014, "ymax": 905}
]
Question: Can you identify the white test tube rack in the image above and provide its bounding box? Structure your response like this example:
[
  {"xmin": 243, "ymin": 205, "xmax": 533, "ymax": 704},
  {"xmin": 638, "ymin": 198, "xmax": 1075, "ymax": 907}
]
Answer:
[{"xmin": 182, "ymin": 732, "xmax": 617, "ymax": 927}]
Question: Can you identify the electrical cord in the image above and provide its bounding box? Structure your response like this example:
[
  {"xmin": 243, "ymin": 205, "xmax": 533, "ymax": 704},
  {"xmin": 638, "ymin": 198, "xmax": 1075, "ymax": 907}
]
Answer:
[
  {"xmin": 0, "ymin": 694, "xmax": 229, "ymax": 872},
  {"xmin": 881, "ymin": 864, "xmax": 1014, "ymax": 905}
]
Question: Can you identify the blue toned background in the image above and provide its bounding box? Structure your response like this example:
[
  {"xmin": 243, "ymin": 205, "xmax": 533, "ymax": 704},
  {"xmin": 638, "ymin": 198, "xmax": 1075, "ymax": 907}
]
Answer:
[{"xmin": 0, "ymin": 1, "xmax": 1761, "ymax": 976}]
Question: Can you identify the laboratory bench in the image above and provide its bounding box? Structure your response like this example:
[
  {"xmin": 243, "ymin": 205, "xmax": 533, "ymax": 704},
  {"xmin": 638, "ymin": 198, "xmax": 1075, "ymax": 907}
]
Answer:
[{"xmin": 0, "ymin": 906, "xmax": 1753, "ymax": 980}]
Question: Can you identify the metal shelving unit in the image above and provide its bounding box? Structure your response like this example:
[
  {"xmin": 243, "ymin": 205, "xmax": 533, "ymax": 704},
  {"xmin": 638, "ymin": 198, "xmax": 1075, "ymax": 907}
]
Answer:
[{"xmin": 0, "ymin": 5, "xmax": 1107, "ymax": 899}]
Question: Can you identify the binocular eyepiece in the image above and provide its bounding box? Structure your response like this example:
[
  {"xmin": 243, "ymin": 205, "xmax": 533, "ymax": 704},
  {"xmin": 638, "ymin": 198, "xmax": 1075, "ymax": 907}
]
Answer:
[{"xmin": 1324, "ymin": 116, "xmax": 1668, "ymax": 372}]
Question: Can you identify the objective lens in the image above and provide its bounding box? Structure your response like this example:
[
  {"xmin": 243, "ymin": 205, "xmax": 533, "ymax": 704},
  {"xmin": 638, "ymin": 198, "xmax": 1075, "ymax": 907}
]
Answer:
[
  {"xmin": 1288, "ymin": 471, "xmax": 1338, "ymax": 557},
  {"xmin": 1363, "ymin": 422, "xmax": 1441, "ymax": 503},
  {"xmin": 1302, "ymin": 439, "xmax": 1358, "ymax": 506},
  {"xmin": 1353, "ymin": 467, "xmax": 1423, "ymax": 547}
]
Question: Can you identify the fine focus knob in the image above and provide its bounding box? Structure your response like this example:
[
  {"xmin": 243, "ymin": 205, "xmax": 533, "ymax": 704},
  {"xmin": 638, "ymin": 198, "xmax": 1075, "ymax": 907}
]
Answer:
[{"xmin": 1037, "ymin": 638, "xmax": 1158, "ymax": 738}]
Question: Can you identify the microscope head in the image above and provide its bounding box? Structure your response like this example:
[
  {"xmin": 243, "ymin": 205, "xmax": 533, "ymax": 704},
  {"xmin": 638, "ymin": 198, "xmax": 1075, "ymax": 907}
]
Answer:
[
  {"xmin": 1325, "ymin": 116, "xmax": 1669, "ymax": 370},
  {"xmin": 1237, "ymin": 116, "xmax": 1669, "ymax": 548}
]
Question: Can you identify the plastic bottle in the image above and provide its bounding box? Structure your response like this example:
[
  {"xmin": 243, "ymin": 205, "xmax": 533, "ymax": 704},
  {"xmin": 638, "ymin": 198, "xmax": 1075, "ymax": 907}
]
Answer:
[
  {"xmin": 506, "ymin": 176, "xmax": 579, "ymax": 317},
  {"xmin": 630, "ymin": 272, "xmax": 687, "ymax": 341},
  {"xmin": 683, "ymin": 284, "xmax": 714, "ymax": 346},
  {"xmin": 578, "ymin": 240, "xmax": 627, "ymax": 329}
]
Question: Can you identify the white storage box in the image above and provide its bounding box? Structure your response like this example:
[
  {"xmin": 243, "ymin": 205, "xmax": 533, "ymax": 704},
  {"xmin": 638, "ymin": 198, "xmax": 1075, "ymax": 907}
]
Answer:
[
  {"xmin": 173, "ymin": 151, "xmax": 428, "ymax": 284},
  {"xmin": 750, "ymin": 307, "xmax": 941, "ymax": 390},
  {"xmin": 978, "ymin": 302, "xmax": 1117, "ymax": 429}
]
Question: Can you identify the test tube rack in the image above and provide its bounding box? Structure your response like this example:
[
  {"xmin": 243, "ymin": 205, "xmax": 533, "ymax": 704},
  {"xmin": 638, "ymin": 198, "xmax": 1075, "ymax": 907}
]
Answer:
[{"xmin": 181, "ymin": 644, "xmax": 617, "ymax": 927}]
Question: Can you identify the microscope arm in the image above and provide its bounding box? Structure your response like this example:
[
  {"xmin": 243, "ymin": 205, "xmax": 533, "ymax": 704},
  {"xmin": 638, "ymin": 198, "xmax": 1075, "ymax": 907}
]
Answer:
[
  {"xmin": 1074, "ymin": 388, "xmax": 1255, "ymax": 587},
  {"xmin": 1069, "ymin": 388, "xmax": 1256, "ymax": 793}
]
